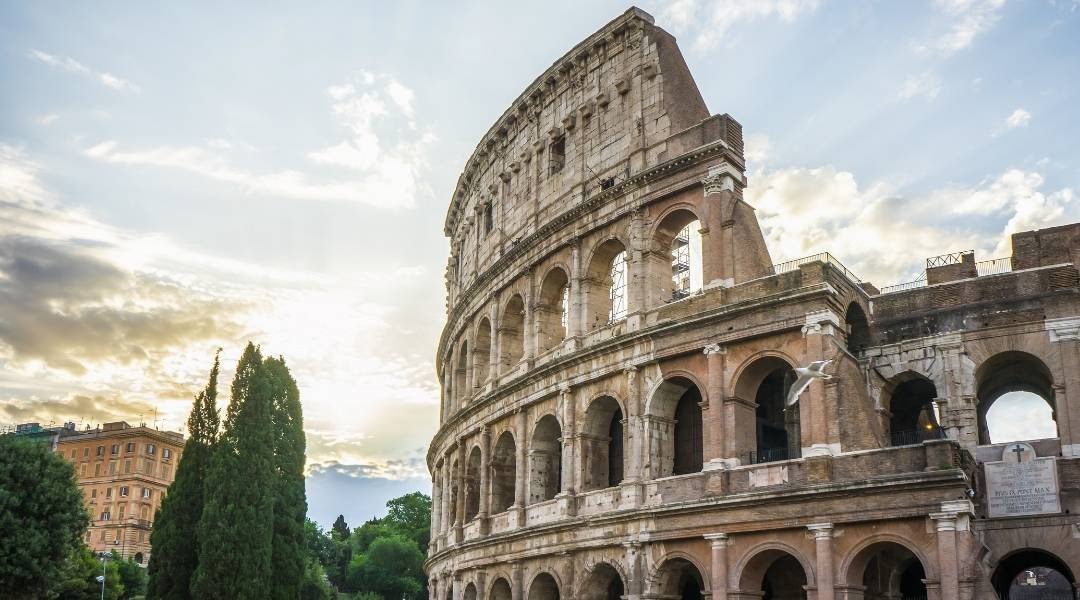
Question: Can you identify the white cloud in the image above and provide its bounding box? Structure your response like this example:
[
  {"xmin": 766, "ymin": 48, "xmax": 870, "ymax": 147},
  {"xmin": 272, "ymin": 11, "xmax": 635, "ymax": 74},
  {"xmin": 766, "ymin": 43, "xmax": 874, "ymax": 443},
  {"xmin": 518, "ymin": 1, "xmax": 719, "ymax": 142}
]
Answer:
[
  {"xmin": 28, "ymin": 49, "xmax": 141, "ymax": 93},
  {"xmin": 920, "ymin": 0, "xmax": 1006, "ymax": 55},
  {"xmin": 745, "ymin": 162, "xmax": 1075, "ymax": 285},
  {"xmin": 660, "ymin": 0, "xmax": 820, "ymax": 51},
  {"xmin": 37, "ymin": 114, "xmax": 59, "ymax": 126},
  {"xmin": 744, "ymin": 133, "xmax": 772, "ymax": 165},
  {"xmin": 82, "ymin": 73, "xmax": 435, "ymax": 210},
  {"xmin": 898, "ymin": 71, "xmax": 942, "ymax": 101},
  {"xmin": 1004, "ymin": 107, "xmax": 1032, "ymax": 129}
]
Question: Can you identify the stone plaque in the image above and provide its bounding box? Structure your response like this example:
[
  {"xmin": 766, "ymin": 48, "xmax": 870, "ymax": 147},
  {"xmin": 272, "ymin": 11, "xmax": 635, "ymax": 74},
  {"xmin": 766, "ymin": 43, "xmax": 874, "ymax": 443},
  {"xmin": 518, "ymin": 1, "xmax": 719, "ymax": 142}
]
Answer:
[{"xmin": 985, "ymin": 443, "xmax": 1061, "ymax": 518}]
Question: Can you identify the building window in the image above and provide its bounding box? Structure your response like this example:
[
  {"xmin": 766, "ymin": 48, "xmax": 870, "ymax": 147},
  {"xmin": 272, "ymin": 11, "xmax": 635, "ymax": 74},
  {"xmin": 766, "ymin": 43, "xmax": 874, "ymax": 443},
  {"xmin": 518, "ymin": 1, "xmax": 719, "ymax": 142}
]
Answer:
[
  {"xmin": 126, "ymin": 442, "xmax": 135, "ymax": 453},
  {"xmin": 118, "ymin": 504, "xmax": 125, "ymax": 518},
  {"xmin": 109, "ymin": 461, "xmax": 117, "ymax": 475},
  {"xmin": 483, "ymin": 201, "xmax": 494, "ymax": 235},
  {"xmin": 144, "ymin": 460, "xmax": 154, "ymax": 475},
  {"xmin": 549, "ymin": 136, "xmax": 565, "ymax": 175},
  {"xmin": 124, "ymin": 460, "xmax": 131, "ymax": 474},
  {"xmin": 94, "ymin": 463, "xmax": 101, "ymax": 476},
  {"xmin": 91, "ymin": 489, "xmax": 97, "ymax": 499},
  {"xmin": 146, "ymin": 443, "xmax": 156, "ymax": 455},
  {"xmin": 163, "ymin": 466, "xmax": 171, "ymax": 480},
  {"xmin": 83, "ymin": 447, "xmax": 89, "ymax": 457},
  {"xmin": 120, "ymin": 486, "xmax": 128, "ymax": 497},
  {"xmin": 100, "ymin": 511, "xmax": 110, "ymax": 521},
  {"xmin": 105, "ymin": 488, "xmax": 112, "ymax": 499},
  {"xmin": 609, "ymin": 251, "xmax": 628, "ymax": 323},
  {"xmin": 80, "ymin": 464, "xmax": 86, "ymax": 477},
  {"xmin": 163, "ymin": 448, "xmax": 171, "ymax": 460},
  {"xmin": 110, "ymin": 444, "xmax": 119, "ymax": 455},
  {"xmin": 69, "ymin": 449, "xmax": 76, "ymax": 459},
  {"xmin": 96, "ymin": 445, "xmax": 104, "ymax": 456},
  {"xmin": 86, "ymin": 531, "xmax": 92, "ymax": 542},
  {"xmin": 99, "ymin": 529, "xmax": 106, "ymax": 542},
  {"xmin": 142, "ymin": 488, "xmax": 152, "ymax": 500}
]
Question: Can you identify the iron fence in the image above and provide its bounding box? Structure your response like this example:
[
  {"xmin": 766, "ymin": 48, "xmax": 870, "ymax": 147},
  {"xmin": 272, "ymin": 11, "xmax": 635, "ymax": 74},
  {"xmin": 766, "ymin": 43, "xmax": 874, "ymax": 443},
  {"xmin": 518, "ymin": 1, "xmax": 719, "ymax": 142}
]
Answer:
[
  {"xmin": 772, "ymin": 252, "xmax": 861, "ymax": 283},
  {"xmin": 888, "ymin": 428, "xmax": 945, "ymax": 447},
  {"xmin": 926, "ymin": 250, "xmax": 973, "ymax": 268},
  {"xmin": 976, "ymin": 256, "xmax": 1013, "ymax": 276}
]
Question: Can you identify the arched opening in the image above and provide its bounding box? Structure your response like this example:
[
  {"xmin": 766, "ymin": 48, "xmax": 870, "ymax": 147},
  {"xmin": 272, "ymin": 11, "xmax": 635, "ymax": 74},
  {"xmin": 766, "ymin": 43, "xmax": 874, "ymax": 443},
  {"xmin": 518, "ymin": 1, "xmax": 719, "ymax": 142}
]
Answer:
[
  {"xmin": 463, "ymin": 583, "xmax": 477, "ymax": 600},
  {"xmin": 499, "ymin": 295, "xmax": 526, "ymax": 370},
  {"xmin": 654, "ymin": 557, "xmax": 705, "ymax": 600},
  {"xmin": 740, "ymin": 549, "xmax": 809, "ymax": 600},
  {"xmin": 133, "ymin": 552, "xmax": 143, "ymax": 565},
  {"xmin": 448, "ymin": 457, "xmax": 460, "ymax": 527},
  {"xmin": 652, "ymin": 209, "xmax": 704, "ymax": 303},
  {"xmin": 845, "ymin": 302, "xmax": 872, "ymax": 354},
  {"xmin": 847, "ymin": 541, "xmax": 928, "ymax": 600},
  {"xmin": 647, "ymin": 377, "xmax": 704, "ymax": 478},
  {"xmin": 584, "ymin": 239, "xmax": 629, "ymax": 331},
  {"xmin": 736, "ymin": 357, "xmax": 800, "ymax": 464},
  {"xmin": 529, "ymin": 415, "xmax": 563, "ymax": 503},
  {"xmin": 455, "ymin": 340, "xmax": 469, "ymax": 405},
  {"xmin": 490, "ymin": 431, "xmax": 516, "ymax": 513},
  {"xmin": 490, "ymin": 578, "xmax": 513, "ymax": 600},
  {"xmin": 528, "ymin": 572, "xmax": 560, "ymax": 600},
  {"xmin": 464, "ymin": 446, "xmax": 481, "ymax": 521},
  {"xmin": 537, "ymin": 268, "xmax": 570, "ymax": 354},
  {"xmin": 581, "ymin": 396, "xmax": 624, "ymax": 492},
  {"xmin": 977, "ymin": 352, "xmax": 1057, "ymax": 445},
  {"xmin": 992, "ymin": 549, "xmax": 1075, "ymax": 600},
  {"xmin": 884, "ymin": 374, "xmax": 942, "ymax": 446},
  {"xmin": 475, "ymin": 318, "xmax": 492, "ymax": 386},
  {"xmin": 579, "ymin": 562, "xmax": 625, "ymax": 600}
]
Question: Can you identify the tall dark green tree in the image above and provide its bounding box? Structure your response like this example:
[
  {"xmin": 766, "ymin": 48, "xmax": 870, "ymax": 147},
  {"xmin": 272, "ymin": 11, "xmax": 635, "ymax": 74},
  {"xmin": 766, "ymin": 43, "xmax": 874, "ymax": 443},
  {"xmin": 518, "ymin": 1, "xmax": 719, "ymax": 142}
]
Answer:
[
  {"xmin": 266, "ymin": 356, "xmax": 307, "ymax": 600},
  {"xmin": 331, "ymin": 515, "xmax": 350, "ymax": 541},
  {"xmin": 147, "ymin": 351, "xmax": 220, "ymax": 600},
  {"xmin": 0, "ymin": 435, "xmax": 88, "ymax": 599},
  {"xmin": 192, "ymin": 343, "xmax": 276, "ymax": 600}
]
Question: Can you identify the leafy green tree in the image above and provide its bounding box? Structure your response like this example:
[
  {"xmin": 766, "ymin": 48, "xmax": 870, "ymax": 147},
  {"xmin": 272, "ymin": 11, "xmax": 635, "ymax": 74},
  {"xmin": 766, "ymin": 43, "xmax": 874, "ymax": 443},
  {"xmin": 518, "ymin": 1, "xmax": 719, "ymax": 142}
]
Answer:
[
  {"xmin": 345, "ymin": 535, "xmax": 424, "ymax": 600},
  {"xmin": 147, "ymin": 351, "xmax": 221, "ymax": 599},
  {"xmin": 192, "ymin": 343, "xmax": 276, "ymax": 599},
  {"xmin": 304, "ymin": 518, "xmax": 333, "ymax": 568},
  {"xmin": 112, "ymin": 551, "xmax": 147, "ymax": 599},
  {"xmin": 52, "ymin": 547, "xmax": 123, "ymax": 600},
  {"xmin": 266, "ymin": 355, "xmax": 308, "ymax": 600},
  {"xmin": 331, "ymin": 515, "xmax": 350, "ymax": 541},
  {"xmin": 300, "ymin": 558, "xmax": 334, "ymax": 600},
  {"xmin": 384, "ymin": 492, "xmax": 432, "ymax": 551},
  {"xmin": 0, "ymin": 435, "xmax": 89, "ymax": 599}
]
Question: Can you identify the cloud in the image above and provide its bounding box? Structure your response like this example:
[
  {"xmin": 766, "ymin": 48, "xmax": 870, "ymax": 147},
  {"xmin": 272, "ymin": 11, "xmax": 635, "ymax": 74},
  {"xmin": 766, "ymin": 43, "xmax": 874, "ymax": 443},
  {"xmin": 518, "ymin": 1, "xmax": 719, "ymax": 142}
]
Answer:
[
  {"xmin": 998, "ymin": 107, "xmax": 1032, "ymax": 132},
  {"xmin": 745, "ymin": 161, "xmax": 1075, "ymax": 285},
  {"xmin": 28, "ymin": 49, "xmax": 141, "ymax": 93},
  {"xmin": 37, "ymin": 114, "xmax": 59, "ymax": 126},
  {"xmin": 920, "ymin": 0, "xmax": 1007, "ymax": 55},
  {"xmin": 82, "ymin": 74, "xmax": 434, "ymax": 210},
  {"xmin": 898, "ymin": 71, "xmax": 942, "ymax": 101},
  {"xmin": 661, "ymin": 0, "xmax": 820, "ymax": 51}
]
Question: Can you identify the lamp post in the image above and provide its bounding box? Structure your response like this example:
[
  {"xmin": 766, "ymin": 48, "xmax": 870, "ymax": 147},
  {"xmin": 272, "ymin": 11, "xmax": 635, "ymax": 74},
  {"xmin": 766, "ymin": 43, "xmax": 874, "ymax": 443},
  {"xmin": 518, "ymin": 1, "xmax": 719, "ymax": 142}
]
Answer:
[{"xmin": 96, "ymin": 551, "xmax": 108, "ymax": 600}]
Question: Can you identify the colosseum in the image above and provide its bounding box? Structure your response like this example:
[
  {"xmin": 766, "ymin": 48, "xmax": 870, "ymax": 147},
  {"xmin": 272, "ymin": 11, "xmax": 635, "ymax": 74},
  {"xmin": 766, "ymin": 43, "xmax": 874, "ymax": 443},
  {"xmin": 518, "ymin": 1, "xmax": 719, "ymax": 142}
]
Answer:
[{"xmin": 426, "ymin": 8, "xmax": 1080, "ymax": 600}]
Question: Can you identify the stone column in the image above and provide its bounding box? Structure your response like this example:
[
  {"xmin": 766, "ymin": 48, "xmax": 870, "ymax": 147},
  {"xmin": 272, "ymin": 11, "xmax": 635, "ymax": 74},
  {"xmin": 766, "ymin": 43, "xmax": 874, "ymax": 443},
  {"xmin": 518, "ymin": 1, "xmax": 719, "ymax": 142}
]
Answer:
[
  {"xmin": 701, "ymin": 165, "xmax": 739, "ymax": 288},
  {"xmin": 558, "ymin": 383, "xmax": 578, "ymax": 516},
  {"xmin": 454, "ymin": 441, "xmax": 466, "ymax": 543},
  {"xmin": 800, "ymin": 312, "xmax": 841, "ymax": 457},
  {"xmin": 523, "ymin": 270, "xmax": 536, "ymax": 362},
  {"xmin": 478, "ymin": 427, "xmax": 491, "ymax": 534},
  {"xmin": 931, "ymin": 512, "xmax": 960, "ymax": 600},
  {"xmin": 513, "ymin": 409, "xmax": 528, "ymax": 526},
  {"xmin": 808, "ymin": 523, "xmax": 835, "ymax": 600},
  {"xmin": 704, "ymin": 344, "xmax": 728, "ymax": 469},
  {"xmin": 626, "ymin": 208, "xmax": 647, "ymax": 321},
  {"xmin": 489, "ymin": 303, "xmax": 501, "ymax": 382},
  {"xmin": 511, "ymin": 561, "xmax": 524, "ymax": 600},
  {"xmin": 569, "ymin": 238, "xmax": 583, "ymax": 340},
  {"xmin": 431, "ymin": 462, "xmax": 442, "ymax": 545},
  {"xmin": 441, "ymin": 457, "xmax": 452, "ymax": 538},
  {"xmin": 704, "ymin": 533, "xmax": 729, "ymax": 600},
  {"xmin": 624, "ymin": 541, "xmax": 643, "ymax": 600},
  {"xmin": 1049, "ymin": 320, "xmax": 1080, "ymax": 456}
]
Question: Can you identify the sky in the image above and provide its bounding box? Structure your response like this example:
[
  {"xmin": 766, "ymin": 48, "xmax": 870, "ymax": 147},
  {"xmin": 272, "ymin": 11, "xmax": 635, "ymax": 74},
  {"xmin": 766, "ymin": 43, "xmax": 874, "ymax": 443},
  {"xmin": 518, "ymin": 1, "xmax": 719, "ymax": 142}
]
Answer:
[{"xmin": 0, "ymin": 0, "xmax": 1077, "ymax": 529}]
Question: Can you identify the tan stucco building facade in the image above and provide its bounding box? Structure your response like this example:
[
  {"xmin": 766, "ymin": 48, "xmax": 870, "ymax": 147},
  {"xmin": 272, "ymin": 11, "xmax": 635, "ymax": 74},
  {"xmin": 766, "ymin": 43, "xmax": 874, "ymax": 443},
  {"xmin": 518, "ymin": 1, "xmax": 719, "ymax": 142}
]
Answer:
[
  {"xmin": 57, "ymin": 421, "xmax": 184, "ymax": 564},
  {"xmin": 427, "ymin": 8, "xmax": 1080, "ymax": 600}
]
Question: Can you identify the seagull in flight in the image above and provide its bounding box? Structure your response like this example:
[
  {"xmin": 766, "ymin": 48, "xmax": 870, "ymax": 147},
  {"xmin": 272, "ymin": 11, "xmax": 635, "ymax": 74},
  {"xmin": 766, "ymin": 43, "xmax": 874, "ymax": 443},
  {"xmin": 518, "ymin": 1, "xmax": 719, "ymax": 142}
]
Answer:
[{"xmin": 786, "ymin": 360, "xmax": 832, "ymax": 408}]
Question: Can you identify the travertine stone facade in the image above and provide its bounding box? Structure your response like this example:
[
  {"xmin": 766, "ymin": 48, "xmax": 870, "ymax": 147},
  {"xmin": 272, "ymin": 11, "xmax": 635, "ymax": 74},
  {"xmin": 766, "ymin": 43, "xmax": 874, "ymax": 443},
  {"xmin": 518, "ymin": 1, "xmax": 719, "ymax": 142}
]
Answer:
[{"xmin": 428, "ymin": 8, "xmax": 1080, "ymax": 600}]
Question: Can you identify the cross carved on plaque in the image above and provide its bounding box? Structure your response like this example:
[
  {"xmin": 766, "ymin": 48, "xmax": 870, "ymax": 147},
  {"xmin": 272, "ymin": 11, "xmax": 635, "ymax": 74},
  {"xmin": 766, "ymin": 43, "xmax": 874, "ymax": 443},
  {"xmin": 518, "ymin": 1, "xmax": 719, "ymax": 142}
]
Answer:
[{"xmin": 1011, "ymin": 444, "xmax": 1027, "ymax": 463}]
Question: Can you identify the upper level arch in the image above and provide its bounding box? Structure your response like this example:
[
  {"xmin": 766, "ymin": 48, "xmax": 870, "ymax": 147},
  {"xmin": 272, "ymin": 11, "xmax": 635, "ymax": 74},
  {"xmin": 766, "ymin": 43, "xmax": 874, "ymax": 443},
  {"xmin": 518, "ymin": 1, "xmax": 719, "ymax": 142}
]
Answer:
[
  {"xmin": 649, "ymin": 206, "xmax": 704, "ymax": 304},
  {"xmin": 583, "ymin": 237, "xmax": 631, "ymax": 331},
  {"xmin": 975, "ymin": 350, "xmax": 1057, "ymax": 444},
  {"xmin": 536, "ymin": 266, "xmax": 571, "ymax": 355}
]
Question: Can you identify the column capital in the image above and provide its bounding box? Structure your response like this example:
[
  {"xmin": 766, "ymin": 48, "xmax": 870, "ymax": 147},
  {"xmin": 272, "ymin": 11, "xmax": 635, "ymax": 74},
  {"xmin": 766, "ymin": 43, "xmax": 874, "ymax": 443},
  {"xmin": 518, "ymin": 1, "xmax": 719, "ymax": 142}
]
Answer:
[
  {"xmin": 701, "ymin": 162, "xmax": 742, "ymax": 196},
  {"xmin": 559, "ymin": 382, "xmax": 572, "ymax": 394},
  {"xmin": 929, "ymin": 512, "xmax": 958, "ymax": 531},
  {"xmin": 1047, "ymin": 317, "xmax": 1080, "ymax": 342},
  {"xmin": 703, "ymin": 532, "xmax": 729, "ymax": 547},
  {"xmin": 807, "ymin": 523, "xmax": 834, "ymax": 539}
]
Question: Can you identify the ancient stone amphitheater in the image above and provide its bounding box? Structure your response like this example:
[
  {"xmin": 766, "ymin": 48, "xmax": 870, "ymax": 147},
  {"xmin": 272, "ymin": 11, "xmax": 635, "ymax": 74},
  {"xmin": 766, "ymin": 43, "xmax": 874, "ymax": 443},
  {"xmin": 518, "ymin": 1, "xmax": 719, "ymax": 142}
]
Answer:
[{"xmin": 427, "ymin": 8, "xmax": 1080, "ymax": 600}]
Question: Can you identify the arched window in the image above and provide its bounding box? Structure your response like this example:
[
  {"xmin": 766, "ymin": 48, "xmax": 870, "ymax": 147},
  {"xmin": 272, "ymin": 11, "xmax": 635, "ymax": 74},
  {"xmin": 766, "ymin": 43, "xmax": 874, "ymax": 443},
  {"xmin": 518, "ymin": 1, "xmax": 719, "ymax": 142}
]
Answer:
[
  {"xmin": 734, "ymin": 357, "xmax": 800, "ymax": 464},
  {"xmin": 647, "ymin": 377, "xmax": 704, "ymax": 478},
  {"xmin": 529, "ymin": 415, "xmax": 562, "ymax": 503},
  {"xmin": 739, "ymin": 550, "xmax": 809, "ymax": 600},
  {"xmin": 652, "ymin": 210, "xmax": 704, "ymax": 304},
  {"xmin": 847, "ymin": 541, "xmax": 928, "ymax": 600},
  {"xmin": 885, "ymin": 374, "xmax": 942, "ymax": 446},
  {"xmin": 529, "ymin": 573, "xmax": 560, "ymax": 600},
  {"xmin": 977, "ymin": 351, "xmax": 1057, "ymax": 444},
  {"xmin": 584, "ymin": 240, "xmax": 629, "ymax": 331},
  {"xmin": 499, "ymin": 295, "xmax": 525, "ymax": 370},
  {"xmin": 992, "ymin": 549, "xmax": 1076, "ymax": 600},
  {"xmin": 579, "ymin": 563, "xmax": 625, "ymax": 600},
  {"xmin": 845, "ymin": 302, "xmax": 871, "ymax": 353},
  {"xmin": 464, "ymin": 446, "xmax": 481, "ymax": 521},
  {"xmin": 490, "ymin": 432, "xmax": 516, "ymax": 513},
  {"xmin": 537, "ymin": 268, "xmax": 570, "ymax": 353},
  {"xmin": 474, "ymin": 318, "xmax": 492, "ymax": 386},
  {"xmin": 448, "ymin": 458, "xmax": 460, "ymax": 526},
  {"xmin": 653, "ymin": 558, "xmax": 704, "ymax": 600},
  {"xmin": 464, "ymin": 583, "xmax": 477, "ymax": 600},
  {"xmin": 490, "ymin": 579, "xmax": 513, "ymax": 600},
  {"xmin": 581, "ymin": 396, "xmax": 624, "ymax": 491}
]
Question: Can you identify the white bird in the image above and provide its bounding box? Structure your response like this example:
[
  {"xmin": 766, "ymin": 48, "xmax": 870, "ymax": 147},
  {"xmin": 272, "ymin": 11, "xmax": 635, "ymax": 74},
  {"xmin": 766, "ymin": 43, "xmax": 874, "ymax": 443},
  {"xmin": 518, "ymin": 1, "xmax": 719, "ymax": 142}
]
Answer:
[{"xmin": 785, "ymin": 360, "xmax": 832, "ymax": 407}]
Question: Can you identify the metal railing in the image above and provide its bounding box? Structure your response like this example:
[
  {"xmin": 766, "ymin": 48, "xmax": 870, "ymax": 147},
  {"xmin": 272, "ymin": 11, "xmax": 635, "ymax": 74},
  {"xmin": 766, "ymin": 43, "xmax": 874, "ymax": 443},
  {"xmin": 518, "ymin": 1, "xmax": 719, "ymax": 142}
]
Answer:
[
  {"xmin": 745, "ymin": 445, "xmax": 799, "ymax": 464},
  {"xmin": 878, "ymin": 274, "xmax": 927, "ymax": 294},
  {"xmin": 888, "ymin": 428, "xmax": 944, "ymax": 447},
  {"xmin": 772, "ymin": 252, "xmax": 861, "ymax": 283},
  {"xmin": 976, "ymin": 256, "xmax": 1013, "ymax": 276},
  {"xmin": 926, "ymin": 250, "xmax": 973, "ymax": 268}
]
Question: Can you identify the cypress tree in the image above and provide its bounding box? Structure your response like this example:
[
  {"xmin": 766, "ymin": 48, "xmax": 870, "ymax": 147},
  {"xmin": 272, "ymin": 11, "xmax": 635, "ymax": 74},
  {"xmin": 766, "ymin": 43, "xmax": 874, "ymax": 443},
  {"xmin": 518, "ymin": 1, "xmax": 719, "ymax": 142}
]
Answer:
[
  {"xmin": 147, "ymin": 350, "xmax": 221, "ymax": 600},
  {"xmin": 192, "ymin": 343, "xmax": 276, "ymax": 600},
  {"xmin": 265, "ymin": 356, "xmax": 307, "ymax": 600}
]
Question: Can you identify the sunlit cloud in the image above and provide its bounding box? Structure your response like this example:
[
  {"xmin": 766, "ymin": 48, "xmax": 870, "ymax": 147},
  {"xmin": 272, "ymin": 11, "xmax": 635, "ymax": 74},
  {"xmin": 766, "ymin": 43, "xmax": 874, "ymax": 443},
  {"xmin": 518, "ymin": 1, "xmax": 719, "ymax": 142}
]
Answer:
[
  {"xmin": 992, "ymin": 107, "xmax": 1032, "ymax": 136},
  {"xmin": 898, "ymin": 71, "xmax": 942, "ymax": 101},
  {"xmin": 660, "ymin": 0, "xmax": 820, "ymax": 51},
  {"xmin": 28, "ymin": 49, "xmax": 141, "ymax": 93},
  {"xmin": 919, "ymin": 0, "xmax": 1007, "ymax": 55}
]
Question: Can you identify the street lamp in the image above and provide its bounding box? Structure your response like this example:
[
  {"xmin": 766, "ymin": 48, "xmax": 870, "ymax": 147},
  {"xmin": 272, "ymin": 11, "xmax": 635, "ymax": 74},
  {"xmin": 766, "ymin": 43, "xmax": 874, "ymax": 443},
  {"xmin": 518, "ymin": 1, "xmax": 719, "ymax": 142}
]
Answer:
[{"xmin": 97, "ymin": 552, "xmax": 109, "ymax": 600}]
